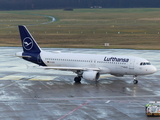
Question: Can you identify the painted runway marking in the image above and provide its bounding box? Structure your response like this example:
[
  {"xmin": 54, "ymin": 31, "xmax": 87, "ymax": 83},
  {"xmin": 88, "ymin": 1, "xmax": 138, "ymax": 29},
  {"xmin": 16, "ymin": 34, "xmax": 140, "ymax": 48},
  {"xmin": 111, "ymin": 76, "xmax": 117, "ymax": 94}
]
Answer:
[
  {"xmin": 0, "ymin": 76, "xmax": 24, "ymax": 80},
  {"xmin": 0, "ymin": 76, "xmax": 51, "ymax": 81},
  {"xmin": 105, "ymin": 100, "xmax": 110, "ymax": 103},
  {"xmin": 57, "ymin": 100, "xmax": 91, "ymax": 120},
  {"xmin": 29, "ymin": 76, "xmax": 53, "ymax": 81},
  {"xmin": 40, "ymin": 81, "xmax": 51, "ymax": 89},
  {"xmin": 100, "ymin": 75, "xmax": 114, "ymax": 78},
  {"xmin": 29, "ymin": 78, "xmax": 50, "ymax": 81},
  {"xmin": 0, "ymin": 81, "xmax": 19, "ymax": 89}
]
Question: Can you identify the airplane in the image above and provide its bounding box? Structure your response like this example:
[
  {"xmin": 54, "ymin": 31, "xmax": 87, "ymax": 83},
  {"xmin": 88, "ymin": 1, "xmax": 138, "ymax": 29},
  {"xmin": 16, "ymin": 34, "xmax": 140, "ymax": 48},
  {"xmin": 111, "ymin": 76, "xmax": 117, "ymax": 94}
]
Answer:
[{"xmin": 15, "ymin": 25, "xmax": 157, "ymax": 84}]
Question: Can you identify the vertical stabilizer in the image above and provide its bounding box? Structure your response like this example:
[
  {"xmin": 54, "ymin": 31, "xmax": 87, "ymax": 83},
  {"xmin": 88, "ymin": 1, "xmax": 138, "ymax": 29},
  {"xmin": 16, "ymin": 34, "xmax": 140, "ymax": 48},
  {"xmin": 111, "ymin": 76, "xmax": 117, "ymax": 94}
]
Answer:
[{"xmin": 18, "ymin": 25, "xmax": 41, "ymax": 53}]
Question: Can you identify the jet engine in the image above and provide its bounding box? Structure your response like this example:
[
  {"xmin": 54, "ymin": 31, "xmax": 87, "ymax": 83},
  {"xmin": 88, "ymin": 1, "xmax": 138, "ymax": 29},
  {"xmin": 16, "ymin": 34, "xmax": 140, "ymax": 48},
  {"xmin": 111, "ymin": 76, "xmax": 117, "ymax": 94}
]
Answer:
[{"xmin": 82, "ymin": 71, "xmax": 100, "ymax": 81}]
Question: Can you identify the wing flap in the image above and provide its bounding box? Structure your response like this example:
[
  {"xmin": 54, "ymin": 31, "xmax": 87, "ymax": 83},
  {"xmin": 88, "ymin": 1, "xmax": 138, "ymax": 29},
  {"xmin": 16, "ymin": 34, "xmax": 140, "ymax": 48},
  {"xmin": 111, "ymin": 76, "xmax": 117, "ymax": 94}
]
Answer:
[{"xmin": 39, "ymin": 66, "xmax": 100, "ymax": 71}]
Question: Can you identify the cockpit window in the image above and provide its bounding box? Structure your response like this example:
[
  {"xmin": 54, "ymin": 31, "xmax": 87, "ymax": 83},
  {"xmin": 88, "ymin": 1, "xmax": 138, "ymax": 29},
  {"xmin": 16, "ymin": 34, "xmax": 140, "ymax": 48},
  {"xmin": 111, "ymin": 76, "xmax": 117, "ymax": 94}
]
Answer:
[
  {"xmin": 140, "ymin": 62, "xmax": 151, "ymax": 65},
  {"xmin": 146, "ymin": 63, "xmax": 151, "ymax": 65}
]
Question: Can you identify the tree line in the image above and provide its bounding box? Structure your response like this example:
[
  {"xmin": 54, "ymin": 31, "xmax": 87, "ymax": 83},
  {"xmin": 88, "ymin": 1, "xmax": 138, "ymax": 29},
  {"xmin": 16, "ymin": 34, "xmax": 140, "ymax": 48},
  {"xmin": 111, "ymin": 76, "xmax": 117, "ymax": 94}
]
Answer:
[{"xmin": 0, "ymin": 0, "xmax": 160, "ymax": 10}]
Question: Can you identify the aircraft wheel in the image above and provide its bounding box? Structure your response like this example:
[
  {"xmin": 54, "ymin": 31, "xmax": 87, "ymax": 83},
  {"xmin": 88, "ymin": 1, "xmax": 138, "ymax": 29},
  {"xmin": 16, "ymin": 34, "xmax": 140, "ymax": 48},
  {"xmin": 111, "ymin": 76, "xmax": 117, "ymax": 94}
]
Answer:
[
  {"xmin": 74, "ymin": 77, "xmax": 81, "ymax": 83},
  {"xmin": 133, "ymin": 80, "xmax": 138, "ymax": 84}
]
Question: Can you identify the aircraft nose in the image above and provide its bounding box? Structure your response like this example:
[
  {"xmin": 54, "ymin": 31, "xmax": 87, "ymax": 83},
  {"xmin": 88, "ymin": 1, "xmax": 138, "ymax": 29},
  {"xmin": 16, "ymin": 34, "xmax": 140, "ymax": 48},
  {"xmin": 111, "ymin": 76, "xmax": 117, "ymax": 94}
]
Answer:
[{"xmin": 150, "ymin": 65, "xmax": 157, "ymax": 74}]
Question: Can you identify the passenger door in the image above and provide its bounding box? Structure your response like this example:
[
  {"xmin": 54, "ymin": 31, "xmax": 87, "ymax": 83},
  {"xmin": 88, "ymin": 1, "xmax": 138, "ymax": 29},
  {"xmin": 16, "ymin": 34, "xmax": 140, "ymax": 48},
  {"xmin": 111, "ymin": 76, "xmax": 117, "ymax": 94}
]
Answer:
[{"xmin": 128, "ymin": 59, "xmax": 135, "ymax": 74}]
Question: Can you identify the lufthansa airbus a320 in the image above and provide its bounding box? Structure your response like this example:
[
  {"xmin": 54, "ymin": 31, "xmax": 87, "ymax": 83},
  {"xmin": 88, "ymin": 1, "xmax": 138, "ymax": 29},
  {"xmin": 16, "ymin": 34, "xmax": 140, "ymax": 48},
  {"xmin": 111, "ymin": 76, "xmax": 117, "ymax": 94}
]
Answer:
[{"xmin": 15, "ymin": 25, "xmax": 157, "ymax": 84}]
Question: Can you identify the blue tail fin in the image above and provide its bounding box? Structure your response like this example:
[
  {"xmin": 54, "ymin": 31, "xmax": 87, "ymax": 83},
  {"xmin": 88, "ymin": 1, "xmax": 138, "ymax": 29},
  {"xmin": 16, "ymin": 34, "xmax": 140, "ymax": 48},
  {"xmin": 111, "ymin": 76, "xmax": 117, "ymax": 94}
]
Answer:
[{"xmin": 18, "ymin": 25, "xmax": 41, "ymax": 53}]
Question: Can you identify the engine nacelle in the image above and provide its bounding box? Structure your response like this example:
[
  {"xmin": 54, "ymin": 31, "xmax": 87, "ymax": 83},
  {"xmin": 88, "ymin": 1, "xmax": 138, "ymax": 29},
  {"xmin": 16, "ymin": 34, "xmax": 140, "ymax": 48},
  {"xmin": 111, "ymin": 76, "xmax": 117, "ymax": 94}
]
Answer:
[{"xmin": 82, "ymin": 71, "xmax": 100, "ymax": 81}]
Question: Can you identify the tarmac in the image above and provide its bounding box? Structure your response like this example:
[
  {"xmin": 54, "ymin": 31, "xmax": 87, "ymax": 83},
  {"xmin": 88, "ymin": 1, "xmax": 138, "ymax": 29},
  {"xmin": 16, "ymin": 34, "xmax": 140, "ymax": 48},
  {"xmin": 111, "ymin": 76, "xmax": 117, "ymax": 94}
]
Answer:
[{"xmin": 0, "ymin": 47, "xmax": 160, "ymax": 120}]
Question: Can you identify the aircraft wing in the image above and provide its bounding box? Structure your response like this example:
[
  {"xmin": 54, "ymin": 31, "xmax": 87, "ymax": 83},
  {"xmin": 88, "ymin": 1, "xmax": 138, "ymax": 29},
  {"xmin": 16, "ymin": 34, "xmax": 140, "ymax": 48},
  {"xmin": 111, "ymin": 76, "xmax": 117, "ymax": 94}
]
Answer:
[{"xmin": 39, "ymin": 66, "xmax": 100, "ymax": 71}]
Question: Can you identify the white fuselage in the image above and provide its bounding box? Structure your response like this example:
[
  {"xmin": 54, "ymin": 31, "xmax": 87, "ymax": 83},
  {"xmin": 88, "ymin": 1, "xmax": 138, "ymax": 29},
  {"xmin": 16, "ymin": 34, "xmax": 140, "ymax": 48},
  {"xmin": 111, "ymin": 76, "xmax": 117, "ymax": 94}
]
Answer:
[{"xmin": 40, "ymin": 51, "xmax": 156, "ymax": 76}]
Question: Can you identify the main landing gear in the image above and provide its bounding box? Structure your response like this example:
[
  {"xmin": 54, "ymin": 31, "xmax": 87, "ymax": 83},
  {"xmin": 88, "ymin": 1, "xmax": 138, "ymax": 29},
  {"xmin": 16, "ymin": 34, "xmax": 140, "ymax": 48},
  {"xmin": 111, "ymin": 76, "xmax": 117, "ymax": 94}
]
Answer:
[
  {"xmin": 133, "ymin": 75, "xmax": 138, "ymax": 84},
  {"xmin": 74, "ymin": 76, "xmax": 81, "ymax": 83},
  {"xmin": 74, "ymin": 70, "xmax": 82, "ymax": 83}
]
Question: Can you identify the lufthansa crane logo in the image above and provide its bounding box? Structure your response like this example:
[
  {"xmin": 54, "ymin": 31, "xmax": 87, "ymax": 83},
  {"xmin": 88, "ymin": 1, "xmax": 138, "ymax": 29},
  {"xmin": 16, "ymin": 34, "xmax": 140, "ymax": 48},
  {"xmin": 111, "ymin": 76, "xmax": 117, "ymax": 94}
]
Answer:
[{"xmin": 23, "ymin": 37, "xmax": 33, "ymax": 50}]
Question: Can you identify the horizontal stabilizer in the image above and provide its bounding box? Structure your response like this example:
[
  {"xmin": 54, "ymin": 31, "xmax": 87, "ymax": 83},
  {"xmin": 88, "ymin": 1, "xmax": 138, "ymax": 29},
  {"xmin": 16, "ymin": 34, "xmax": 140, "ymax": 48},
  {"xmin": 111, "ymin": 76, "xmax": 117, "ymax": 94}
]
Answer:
[
  {"xmin": 9, "ymin": 55, "xmax": 31, "ymax": 58},
  {"xmin": 16, "ymin": 55, "xmax": 31, "ymax": 58}
]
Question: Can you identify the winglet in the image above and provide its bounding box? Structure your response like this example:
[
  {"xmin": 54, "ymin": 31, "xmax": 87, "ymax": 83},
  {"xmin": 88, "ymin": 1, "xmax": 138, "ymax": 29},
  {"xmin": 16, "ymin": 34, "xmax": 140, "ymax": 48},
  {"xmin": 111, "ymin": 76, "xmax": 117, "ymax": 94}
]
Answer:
[{"xmin": 18, "ymin": 25, "xmax": 41, "ymax": 53}]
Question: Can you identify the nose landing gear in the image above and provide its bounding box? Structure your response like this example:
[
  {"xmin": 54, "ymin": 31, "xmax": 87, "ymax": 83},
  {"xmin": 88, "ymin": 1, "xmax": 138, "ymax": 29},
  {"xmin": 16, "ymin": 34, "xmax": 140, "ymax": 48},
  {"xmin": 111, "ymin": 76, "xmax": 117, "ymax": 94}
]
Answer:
[{"xmin": 133, "ymin": 75, "xmax": 138, "ymax": 84}]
